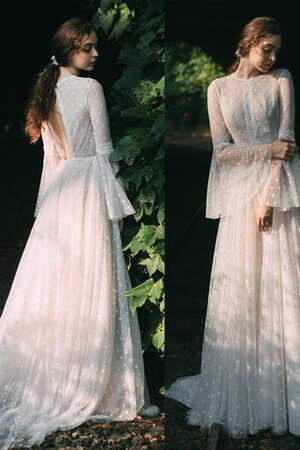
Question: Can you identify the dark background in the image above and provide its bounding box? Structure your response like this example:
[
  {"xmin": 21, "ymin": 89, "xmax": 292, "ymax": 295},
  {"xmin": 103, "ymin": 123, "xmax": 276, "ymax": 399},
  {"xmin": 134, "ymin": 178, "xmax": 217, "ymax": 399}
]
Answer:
[
  {"xmin": 0, "ymin": 0, "xmax": 121, "ymax": 129},
  {"xmin": 166, "ymin": 0, "xmax": 300, "ymax": 137}
]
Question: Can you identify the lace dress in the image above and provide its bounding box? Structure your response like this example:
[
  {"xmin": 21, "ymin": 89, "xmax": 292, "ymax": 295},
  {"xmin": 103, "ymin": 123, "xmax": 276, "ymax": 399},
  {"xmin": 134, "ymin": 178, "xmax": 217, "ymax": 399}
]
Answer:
[
  {"xmin": 0, "ymin": 75, "xmax": 148, "ymax": 449},
  {"xmin": 166, "ymin": 68, "xmax": 300, "ymax": 438}
]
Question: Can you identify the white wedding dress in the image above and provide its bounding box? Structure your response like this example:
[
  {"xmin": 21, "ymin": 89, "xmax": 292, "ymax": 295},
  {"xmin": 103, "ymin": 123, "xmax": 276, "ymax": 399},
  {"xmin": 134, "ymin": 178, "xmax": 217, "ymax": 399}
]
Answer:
[
  {"xmin": 166, "ymin": 68, "xmax": 300, "ymax": 438},
  {"xmin": 0, "ymin": 75, "xmax": 149, "ymax": 449}
]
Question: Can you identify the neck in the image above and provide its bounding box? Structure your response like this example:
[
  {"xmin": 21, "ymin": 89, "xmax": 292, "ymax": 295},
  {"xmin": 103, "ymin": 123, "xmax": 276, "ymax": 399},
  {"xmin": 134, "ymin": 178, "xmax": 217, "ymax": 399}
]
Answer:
[
  {"xmin": 234, "ymin": 58, "xmax": 261, "ymax": 80},
  {"xmin": 59, "ymin": 66, "xmax": 80, "ymax": 78}
]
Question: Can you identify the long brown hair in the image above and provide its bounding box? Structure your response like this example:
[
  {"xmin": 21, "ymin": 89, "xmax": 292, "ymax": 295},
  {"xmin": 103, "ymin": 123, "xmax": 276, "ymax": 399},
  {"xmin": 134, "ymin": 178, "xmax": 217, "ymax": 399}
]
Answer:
[
  {"xmin": 228, "ymin": 16, "xmax": 281, "ymax": 73},
  {"xmin": 25, "ymin": 17, "xmax": 93, "ymax": 143}
]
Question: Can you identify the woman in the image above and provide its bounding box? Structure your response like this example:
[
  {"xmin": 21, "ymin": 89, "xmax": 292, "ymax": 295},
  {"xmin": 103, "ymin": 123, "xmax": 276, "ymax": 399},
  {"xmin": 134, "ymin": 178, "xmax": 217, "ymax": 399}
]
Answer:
[
  {"xmin": 0, "ymin": 17, "xmax": 158, "ymax": 449},
  {"xmin": 166, "ymin": 16, "xmax": 300, "ymax": 438}
]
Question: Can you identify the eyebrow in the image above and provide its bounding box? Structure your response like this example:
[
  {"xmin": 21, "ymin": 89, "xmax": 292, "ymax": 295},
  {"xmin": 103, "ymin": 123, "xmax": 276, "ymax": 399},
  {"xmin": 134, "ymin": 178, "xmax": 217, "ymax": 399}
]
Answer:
[
  {"xmin": 263, "ymin": 43, "xmax": 281, "ymax": 50},
  {"xmin": 83, "ymin": 41, "xmax": 99, "ymax": 46}
]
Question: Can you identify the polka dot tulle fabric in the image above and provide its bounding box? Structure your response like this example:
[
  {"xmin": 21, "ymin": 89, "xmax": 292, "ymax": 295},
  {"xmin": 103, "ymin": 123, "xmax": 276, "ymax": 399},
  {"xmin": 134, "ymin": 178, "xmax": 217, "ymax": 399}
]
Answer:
[
  {"xmin": 0, "ymin": 76, "xmax": 147, "ymax": 448},
  {"xmin": 206, "ymin": 69, "xmax": 300, "ymax": 218},
  {"xmin": 166, "ymin": 69, "xmax": 300, "ymax": 438}
]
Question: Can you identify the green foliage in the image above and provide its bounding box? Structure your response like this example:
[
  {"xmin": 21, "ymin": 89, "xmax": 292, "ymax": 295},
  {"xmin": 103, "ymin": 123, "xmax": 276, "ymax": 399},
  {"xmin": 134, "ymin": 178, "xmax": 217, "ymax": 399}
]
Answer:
[
  {"xmin": 166, "ymin": 41, "xmax": 225, "ymax": 131},
  {"xmin": 91, "ymin": 0, "xmax": 164, "ymax": 355}
]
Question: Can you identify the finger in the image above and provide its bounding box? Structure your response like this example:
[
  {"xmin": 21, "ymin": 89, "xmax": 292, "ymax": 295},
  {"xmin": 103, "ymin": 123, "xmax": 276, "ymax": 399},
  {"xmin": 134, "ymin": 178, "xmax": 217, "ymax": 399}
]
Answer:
[
  {"xmin": 288, "ymin": 144, "xmax": 298, "ymax": 151},
  {"xmin": 256, "ymin": 217, "xmax": 261, "ymax": 232}
]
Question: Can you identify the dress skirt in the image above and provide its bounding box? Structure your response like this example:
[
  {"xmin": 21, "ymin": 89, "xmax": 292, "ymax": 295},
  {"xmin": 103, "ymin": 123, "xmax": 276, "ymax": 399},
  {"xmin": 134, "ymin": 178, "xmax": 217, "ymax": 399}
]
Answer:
[
  {"xmin": 0, "ymin": 156, "xmax": 145, "ymax": 448},
  {"xmin": 166, "ymin": 194, "xmax": 300, "ymax": 438}
]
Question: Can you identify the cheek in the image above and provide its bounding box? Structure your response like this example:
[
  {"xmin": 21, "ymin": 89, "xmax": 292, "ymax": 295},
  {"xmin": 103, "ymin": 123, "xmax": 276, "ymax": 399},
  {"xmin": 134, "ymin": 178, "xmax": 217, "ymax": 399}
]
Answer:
[
  {"xmin": 72, "ymin": 52, "xmax": 90, "ymax": 67},
  {"xmin": 251, "ymin": 50, "xmax": 264, "ymax": 65}
]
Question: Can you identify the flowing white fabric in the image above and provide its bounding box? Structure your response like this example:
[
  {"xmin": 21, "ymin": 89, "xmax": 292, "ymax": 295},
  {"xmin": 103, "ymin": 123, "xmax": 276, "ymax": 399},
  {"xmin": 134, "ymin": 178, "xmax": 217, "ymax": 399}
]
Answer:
[
  {"xmin": 0, "ymin": 75, "xmax": 147, "ymax": 449},
  {"xmin": 206, "ymin": 69, "xmax": 300, "ymax": 218},
  {"xmin": 166, "ymin": 68, "xmax": 300, "ymax": 438}
]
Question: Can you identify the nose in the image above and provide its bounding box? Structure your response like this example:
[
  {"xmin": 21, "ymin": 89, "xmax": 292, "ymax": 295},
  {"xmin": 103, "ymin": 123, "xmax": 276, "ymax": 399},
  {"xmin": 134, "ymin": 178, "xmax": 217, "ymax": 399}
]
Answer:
[
  {"xmin": 92, "ymin": 47, "xmax": 99, "ymax": 58},
  {"xmin": 270, "ymin": 51, "xmax": 276, "ymax": 62}
]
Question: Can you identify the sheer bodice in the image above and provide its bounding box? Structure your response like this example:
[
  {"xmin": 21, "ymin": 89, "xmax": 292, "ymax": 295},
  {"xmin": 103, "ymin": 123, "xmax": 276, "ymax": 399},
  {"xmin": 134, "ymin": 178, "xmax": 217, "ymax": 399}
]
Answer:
[
  {"xmin": 35, "ymin": 76, "xmax": 134, "ymax": 221},
  {"xmin": 206, "ymin": 68, "xmax": 300, "ymax": 218}
]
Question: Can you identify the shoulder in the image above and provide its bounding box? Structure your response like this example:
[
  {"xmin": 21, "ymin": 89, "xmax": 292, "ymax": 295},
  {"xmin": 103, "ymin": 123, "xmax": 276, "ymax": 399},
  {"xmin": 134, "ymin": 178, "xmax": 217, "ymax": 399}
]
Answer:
[
  {"xmin": 207, "ymin": 74, "xmax": 232, "ymax": 96},
  {"xmin": 71, "ymin": 76, "xmax": 104, "ymax": 93},
  {"xmin": 83, "ymin": 78, "xmax": 105, "ymax": 98},
  {"xmin": 268, "ymin": 68, "xmax": 293, "ymax": 81}
]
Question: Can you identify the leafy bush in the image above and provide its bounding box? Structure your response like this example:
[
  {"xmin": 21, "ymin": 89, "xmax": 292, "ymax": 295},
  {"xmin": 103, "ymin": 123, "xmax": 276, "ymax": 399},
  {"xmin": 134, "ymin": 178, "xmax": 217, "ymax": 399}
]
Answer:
[
  {"xmin": 166, "ymin": 41, "xmax": 225, "ymax": 132},
  {"xmin": 90, "ymin": 0, "xmax": 165, "ymax": 359}
]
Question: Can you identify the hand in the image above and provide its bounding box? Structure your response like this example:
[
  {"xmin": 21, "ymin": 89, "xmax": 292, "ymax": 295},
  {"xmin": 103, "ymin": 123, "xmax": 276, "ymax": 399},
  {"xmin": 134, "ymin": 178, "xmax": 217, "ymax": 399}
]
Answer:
[
  {"xmin": 119, "ymin": 219, "xmax": 124, "ymax": 232},
  {"xmin": 256, "ymin": 205, "xmax": 273, "ymax": 232},
  {"xmin": 271, "ymin": 138, "xmax": 299, "ymax": 162}
]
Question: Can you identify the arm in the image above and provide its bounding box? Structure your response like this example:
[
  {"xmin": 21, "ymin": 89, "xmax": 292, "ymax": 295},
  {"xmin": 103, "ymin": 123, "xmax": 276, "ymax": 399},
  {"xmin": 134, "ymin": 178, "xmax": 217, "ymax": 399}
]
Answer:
[
  {"xmin": 86, "ymin": 80, "xmax": 135, "ymax": 221},
  {"xmin": 259, "ymin": 69, "xmax": 297, "ymax": 207},
  {"xmin": 34, "ymin": 124, "xmax": 61, "ymax": 217},
  {"xmin": 207, "ymin": 81, "xmax": 272, "ymax": 164}
]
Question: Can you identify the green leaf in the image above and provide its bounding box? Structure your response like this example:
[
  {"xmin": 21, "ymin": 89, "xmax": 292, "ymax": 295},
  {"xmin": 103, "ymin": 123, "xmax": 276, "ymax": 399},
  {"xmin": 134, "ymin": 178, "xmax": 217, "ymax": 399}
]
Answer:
[
  {"xmin": 137, "ymin": 31, "xmax": 156, "ymax": 49},
  {"xmin": 152, "ymin": 318, "xmax": 164, "ymax": 352},
  {"xmin": 148, "ymin": 278, "xmax": 163, "ymax": 303},
  {"xmin": 155, "ymin": 224, "xmax": 164, "ymax": 240},
  {"xmin": 129, "ymin": 234, "xmax": 144, "ymax": 256},
  {"xmin": 93, "ymin": 7, "xmax": 116, "ymax": 34},
  {"xmin": 123, "ymin": 278, "xmax": 154, "ymax": 298},
  {"xmin": 153, "ymin": 240, "xmax": 164, "ymax": 255},
  {"xmin": 157, "ymin": 207, "xmax": 164, "ymax": 224},
  {"xmin": 122, "ymin": 279, "xmax": 154, "ymax": 314},
  {"xmin": 155, "ymin": 145, "xmax": 164, "ymax": 160},
  {"xmin": 151, "ymin": 115, "xmax": 164, "ymax": 140},
  {"xmin": 113, "ymin": 66, "xmax": 143, "ymax": 90},
  {"xmin": 109, "ymin": 4, "xmax": 132, "ymax": 39},
  {"xmin": 155, "ymin": 76, "xmax": 165, "ymax": 98},
  {"xmin": 139, "ymin": 224, "xmax": 156, "ymax": 247},
  {"xmin": 101, "ymin": 0, "xmax": 112, "ymax": 11}
]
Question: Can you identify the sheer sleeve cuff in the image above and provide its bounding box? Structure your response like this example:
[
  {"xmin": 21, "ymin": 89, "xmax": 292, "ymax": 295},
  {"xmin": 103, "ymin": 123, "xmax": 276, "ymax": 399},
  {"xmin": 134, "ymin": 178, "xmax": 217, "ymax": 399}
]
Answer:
[
  {"xmin": 95, "ymin": 143, "xmax": 135, "ymax": 221},
  {"xmin": 259, "ymin": 155, "xmax": 300, "ymax": 210}
]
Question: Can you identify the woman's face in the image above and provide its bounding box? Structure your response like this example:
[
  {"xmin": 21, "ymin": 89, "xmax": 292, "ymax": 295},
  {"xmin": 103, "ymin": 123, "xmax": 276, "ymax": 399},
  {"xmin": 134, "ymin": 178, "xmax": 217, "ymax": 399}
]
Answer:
[
  {"xmin": 247, "ymin": 34, "xmax": 282, "ymax": 73},
  {"xmin": 68, "ymin": 30, "xmax": 99, "ymax": 71}
]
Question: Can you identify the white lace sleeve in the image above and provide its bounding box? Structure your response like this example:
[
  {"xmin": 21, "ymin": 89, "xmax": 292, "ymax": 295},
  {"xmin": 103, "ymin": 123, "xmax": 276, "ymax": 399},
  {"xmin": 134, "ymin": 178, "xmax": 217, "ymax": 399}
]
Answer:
[
  {"xmin": 87, "ymin": 80, "xmax": 135, "ymax": 220},
  {"xmin": 206, "ymin": 80, "xmax": 272, "ymax": 218},
  {"xmin": 259, "ymin": 69, "xmax": 300, "ymax": 210},
  {"xmin": 34, "ymin": 124, "xmax": 61, "ymax": 217}
]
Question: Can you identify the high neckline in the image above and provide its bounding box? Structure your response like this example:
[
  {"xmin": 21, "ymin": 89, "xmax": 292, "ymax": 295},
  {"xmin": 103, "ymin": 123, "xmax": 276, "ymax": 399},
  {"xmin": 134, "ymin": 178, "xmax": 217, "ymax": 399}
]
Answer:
[
  {"xmin": 57, "ymin": 75, "xmax": 77, "ymax": 85},
  {"xmin": 231, "ymin": 72, "xmax": 265, "ymax": 81}
]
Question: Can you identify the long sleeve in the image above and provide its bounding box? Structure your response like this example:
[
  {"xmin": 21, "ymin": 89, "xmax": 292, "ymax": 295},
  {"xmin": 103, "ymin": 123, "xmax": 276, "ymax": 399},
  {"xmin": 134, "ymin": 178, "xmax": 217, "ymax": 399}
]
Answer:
[
  {"xmin": 86, "ymin": 80, "xmax": 135, "ymax": 221},
  {"xmin": 259, "ymin": 69, "xmax": 300, "ymax": 210},
  {"xmin": 34, "ymin": 124, "xmax": 61, "ymax": 217},
  {"xmin": 206, "ymin": 80, "xmax": 272, "ymax": 219},
  {"xmin": 207, "ymin": 81, "xmax": 272, "ymax": 165}
]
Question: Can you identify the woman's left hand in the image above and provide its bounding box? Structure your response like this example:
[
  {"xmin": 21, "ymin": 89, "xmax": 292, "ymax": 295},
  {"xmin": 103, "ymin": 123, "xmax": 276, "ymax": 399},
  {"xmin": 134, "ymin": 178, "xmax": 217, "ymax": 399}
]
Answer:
[
  {"xmin": 256, "ymin": 205, "xmax": 273, "ymax": 232},
  {"xmin": 119, "ymin": 219, "xmax": 124, "ymax": 232}
]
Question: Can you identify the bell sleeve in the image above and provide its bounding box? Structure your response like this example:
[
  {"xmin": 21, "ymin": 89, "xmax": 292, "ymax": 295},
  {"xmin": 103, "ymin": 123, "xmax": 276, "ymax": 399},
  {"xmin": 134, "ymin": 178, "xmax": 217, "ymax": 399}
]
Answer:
[
  {"xmin": 259, "ymin": 69, "xmax": 300, "ymax": 210},
  {"xmin": 206, "ymin": 80, "xmax": 272, "ymax": 219},
  {"xmin": 86, "ymin": 79, "xmax": 135, "ymax": 221},
  {"xmin": 34, "ymin": 124, "xmax": 62, "ymax": 217}
]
